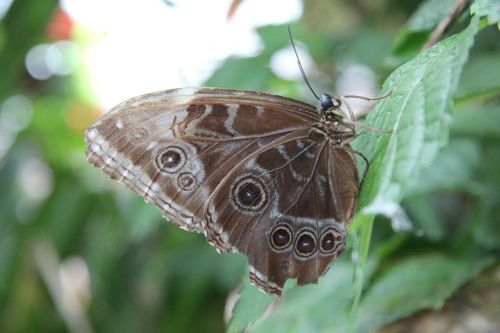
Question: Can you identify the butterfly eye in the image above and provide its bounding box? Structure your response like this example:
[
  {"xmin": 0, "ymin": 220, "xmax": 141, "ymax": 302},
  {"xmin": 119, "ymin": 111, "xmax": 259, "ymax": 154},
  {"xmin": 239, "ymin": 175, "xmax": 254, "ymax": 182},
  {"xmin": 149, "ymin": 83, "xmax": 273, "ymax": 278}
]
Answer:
[
  {"xmin": 320, "ymin": 94, "xmax": 334, "ymax": 110},
  {"xmin": 232, "ymin": 175, "xmax": 268, "ymax": 212},
  {"xmin": 156, "ymin": 146, "xmax": 186, "ymax": 173},
  {"xmin": 295, "ymin": 229, "xmax": 317, "ymax": 259},
  {"xmin": 270, "ymin": 224, "xmax": 293, "ymax": 251},
  {"xmin": 319, "ymin": 228, "xmax": 345, "ymax": 255}
]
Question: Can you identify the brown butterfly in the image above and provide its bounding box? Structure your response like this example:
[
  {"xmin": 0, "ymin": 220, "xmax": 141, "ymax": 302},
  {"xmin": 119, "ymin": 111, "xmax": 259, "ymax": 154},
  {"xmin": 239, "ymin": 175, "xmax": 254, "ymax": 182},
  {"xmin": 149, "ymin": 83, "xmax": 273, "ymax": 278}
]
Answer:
[{"xmin": 84, "ymin": 32, "xmax": 388, "ymax": 296}]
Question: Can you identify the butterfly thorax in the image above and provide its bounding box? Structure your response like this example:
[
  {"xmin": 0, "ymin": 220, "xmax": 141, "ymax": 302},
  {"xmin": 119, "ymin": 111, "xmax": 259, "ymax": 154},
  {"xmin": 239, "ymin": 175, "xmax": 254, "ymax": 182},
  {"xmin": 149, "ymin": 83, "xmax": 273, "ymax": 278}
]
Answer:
[{"xmin": 315, "ymin": 120, "xmax": 356, "ymax": 145}]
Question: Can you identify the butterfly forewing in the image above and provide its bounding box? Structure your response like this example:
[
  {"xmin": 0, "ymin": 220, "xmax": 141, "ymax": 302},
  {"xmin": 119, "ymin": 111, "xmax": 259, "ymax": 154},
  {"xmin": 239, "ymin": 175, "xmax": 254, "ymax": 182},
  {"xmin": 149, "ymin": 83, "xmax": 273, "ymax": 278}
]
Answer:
[
  {"xmin": 86, "ymin": 88, "xmax": 316, "ymax": 231},
  {"xmin": 85, "ymin": 87, "xmax": 360, "ymax": 296}
]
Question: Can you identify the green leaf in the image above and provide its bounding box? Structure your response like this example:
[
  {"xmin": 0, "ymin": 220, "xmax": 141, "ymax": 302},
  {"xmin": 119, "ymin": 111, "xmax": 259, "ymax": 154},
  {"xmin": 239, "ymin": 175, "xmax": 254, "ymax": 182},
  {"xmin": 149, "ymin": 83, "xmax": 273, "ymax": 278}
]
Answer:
[
  {"xmin": 205, "ymin": 55, "xmax": 274, "ymax": 91},
  {"xmin": 355, "ymin": 17, "xmax": 480, "ymax": 213},
  {"xmin": 391, "ymin": 0, "xmax": 456, "ymax": 62},
  {"xmin": 403, "ymin": 194, "xmax": 444, "ymax": 240},
  {"xmin": 348, "ymin": 19, "xmax": 480, "ymax": 331},
  {"xmin": 471, "ymin": 0, "xmax": 500, "ymax": 26},
  {"xmin": 453, "ymin": 103, "xmax": 500, "ymax": 139},
  {"xmin": 239, "ymin": 16, "xmax": 485, "ymax": 333},
  {"xmin": 407, "ymin": 0, "xmax": 456, "ymax": 31},
  {"xmin": 247, "ymin": 261, "xmax": 357, "ymax": 333},
  {"xmin": 402, "ymin": 139, "xmax": 482, "ymax": 239},
  {"xmin": 455, "ymin": 54, "xmax": 500, "ymax": 102},
  {"xmin": 120, "ymin": 195, "xmax": 161, "ymax": 243},
  {"xmin": 357, "ymin": 253, "xmax": 495, "ymax": 332},
  {"xmin": 205, "ymin": 24, "xmax": 292, "ymax": 91},
  {"xmin": 227, "ymin": 278, "xmax": 274, "ymax": 333},
  {"xmin": 470, "ymin": 144, "xmax": 500, "ymax": 249},
  {"xmin": 348, "ymin": 214, "xmax": 376, "ymax": 333},
  {"xmin": 471, "ymin": 192, "xmax": 500, "ymax": 250},
  {"xmin": 408, "ymin": 139, "xmax": 482, "ymax": 194}
]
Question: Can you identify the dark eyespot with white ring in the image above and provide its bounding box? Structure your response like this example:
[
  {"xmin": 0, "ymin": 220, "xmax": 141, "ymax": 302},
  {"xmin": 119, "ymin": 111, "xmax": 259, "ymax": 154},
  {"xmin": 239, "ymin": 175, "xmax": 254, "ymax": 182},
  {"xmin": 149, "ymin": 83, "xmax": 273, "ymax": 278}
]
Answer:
[
  {"xmin": 319, "ymin": 228, "xmax": 345, "ymax": 255},
  {"xmin": 232, "ymin": 175, "xmax": 268, "ymax": 212},
  {"xmin": 177, "ymin": 172, "xmax": 196, "ymax": 191},
  {"xmin": 156, "ymin": 146, "xmax": 186, "ymax": 173},
  {"xmin": 295, "ymin": 229, "xmax": 317, "ymax": 259},
  {"xmin": 270, "ymin": 224, "xmax": 293, "ymax": 252}
]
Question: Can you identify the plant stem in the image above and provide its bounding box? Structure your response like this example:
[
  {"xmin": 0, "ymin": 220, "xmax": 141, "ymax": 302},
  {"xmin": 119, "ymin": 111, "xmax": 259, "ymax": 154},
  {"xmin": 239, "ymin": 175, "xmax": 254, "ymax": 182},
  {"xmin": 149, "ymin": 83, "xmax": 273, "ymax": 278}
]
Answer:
[
  {"xmin": 348, "ymin": 213, "xmax": 375, "ymax": 333},
  {"xmin": 422, "ymin": 0, "xmax": 470, "ymax": 49}
]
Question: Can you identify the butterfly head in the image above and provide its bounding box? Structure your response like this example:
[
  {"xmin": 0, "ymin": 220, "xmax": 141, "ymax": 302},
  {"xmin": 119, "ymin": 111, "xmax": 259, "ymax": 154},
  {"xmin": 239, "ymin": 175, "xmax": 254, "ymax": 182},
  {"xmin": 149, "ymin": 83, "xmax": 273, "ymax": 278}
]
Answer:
[
  {"xmin": 319, "ymin": 93, "xmax": 348, "ymax": 124},
  {"xmin": 316, "ymin": 93, "xmax": 357, "ymax": 144},
  {"xmin": 319, "ymin": 93, "xmax": 341, "ymax": 111}
]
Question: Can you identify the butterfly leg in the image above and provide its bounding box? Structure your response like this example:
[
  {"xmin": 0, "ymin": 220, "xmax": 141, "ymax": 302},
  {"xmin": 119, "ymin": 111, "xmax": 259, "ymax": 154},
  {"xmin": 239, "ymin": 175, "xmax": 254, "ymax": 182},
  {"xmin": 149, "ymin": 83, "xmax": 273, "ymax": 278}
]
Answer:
[
  {"xmin": 340, "ymin": 91, "xmax": 392, "ymax": 120},
  {"xmin": 338, "ymin": 96, "xmax": 393, "ymax": 135},
  {"xmin": 342, "ymin": 90, "xmax": 392, "ymax": 102},
  {"xmin": 338, "ymin": 145, "xmax": 370, "ymax": 180}
]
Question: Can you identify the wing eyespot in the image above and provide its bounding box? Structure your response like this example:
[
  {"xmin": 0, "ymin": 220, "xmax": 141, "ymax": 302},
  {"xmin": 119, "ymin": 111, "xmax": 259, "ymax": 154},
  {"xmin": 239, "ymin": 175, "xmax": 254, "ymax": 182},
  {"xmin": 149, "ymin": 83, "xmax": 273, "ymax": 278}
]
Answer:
[
  {"xmin": 269, "ymin": 224, "xmax": 293, "ymax": 252},
  {"xmin": 294, "ymin": 228, "xmax": 317, "ymax": 259},
  {"xmin": 319, "ymin": 227, "xmax": 345, "ymax": 255},
  {"xmin": 156, "ymin": 146, "xmax": 186, "ymax": 173},
  {"xmin": 177, "ymin": 172, "xmax": 197, "ymax": 191},
  {"xmin": 128, "ymin": 127, "xmax": 149, "ymax": 143},
  {"xmin": 231, "ymin": 175, "xmax": 268, "ymax": 213}
]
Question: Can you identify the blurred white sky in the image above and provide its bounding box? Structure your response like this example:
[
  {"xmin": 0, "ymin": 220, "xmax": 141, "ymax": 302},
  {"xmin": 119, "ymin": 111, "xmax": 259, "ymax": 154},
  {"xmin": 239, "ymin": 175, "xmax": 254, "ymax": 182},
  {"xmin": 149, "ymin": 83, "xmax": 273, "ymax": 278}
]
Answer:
[{"xmin": 60, "ymin": 0, "xmax": 303, "ymax": 109}]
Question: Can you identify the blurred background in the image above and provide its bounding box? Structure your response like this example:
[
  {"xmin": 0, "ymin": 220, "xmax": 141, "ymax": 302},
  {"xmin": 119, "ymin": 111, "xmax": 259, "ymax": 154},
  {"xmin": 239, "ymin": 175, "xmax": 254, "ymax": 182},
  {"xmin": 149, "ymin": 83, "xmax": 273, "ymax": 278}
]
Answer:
[{"xmin": 0, "ymin": 0, "xmax": 499, "ymax": 332}]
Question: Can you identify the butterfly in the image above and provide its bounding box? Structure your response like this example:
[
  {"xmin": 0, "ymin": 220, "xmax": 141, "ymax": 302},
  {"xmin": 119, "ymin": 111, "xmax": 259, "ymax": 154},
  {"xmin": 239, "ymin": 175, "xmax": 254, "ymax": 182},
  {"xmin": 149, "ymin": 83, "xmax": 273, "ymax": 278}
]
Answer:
[{"xmin": 84, "ymin": 31, "xmax": 388, "ymax": 296}]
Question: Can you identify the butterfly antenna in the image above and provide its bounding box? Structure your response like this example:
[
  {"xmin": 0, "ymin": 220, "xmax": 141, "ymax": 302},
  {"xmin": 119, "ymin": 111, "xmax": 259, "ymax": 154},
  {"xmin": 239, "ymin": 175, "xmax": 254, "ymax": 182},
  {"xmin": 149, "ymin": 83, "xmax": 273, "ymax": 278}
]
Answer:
[{"xmin": 288, "ymin": 26, "xmax": 320, "ymax": 101}]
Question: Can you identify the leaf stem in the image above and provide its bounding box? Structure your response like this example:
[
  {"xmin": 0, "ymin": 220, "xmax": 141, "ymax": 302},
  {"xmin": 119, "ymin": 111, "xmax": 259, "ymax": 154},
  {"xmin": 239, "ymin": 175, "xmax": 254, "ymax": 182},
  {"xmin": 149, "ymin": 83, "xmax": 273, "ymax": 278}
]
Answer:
[{"xmin": 422, "ymin": 0, "xmax": 470, "ymax": 49}]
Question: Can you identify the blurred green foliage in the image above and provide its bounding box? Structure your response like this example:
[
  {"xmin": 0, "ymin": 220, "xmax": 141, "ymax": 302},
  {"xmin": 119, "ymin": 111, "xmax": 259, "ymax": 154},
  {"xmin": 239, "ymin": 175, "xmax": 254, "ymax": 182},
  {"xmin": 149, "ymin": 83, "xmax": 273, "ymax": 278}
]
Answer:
[{"xmin": 0, "ymin": 0, "xmax": 499, "ymax": 332}]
